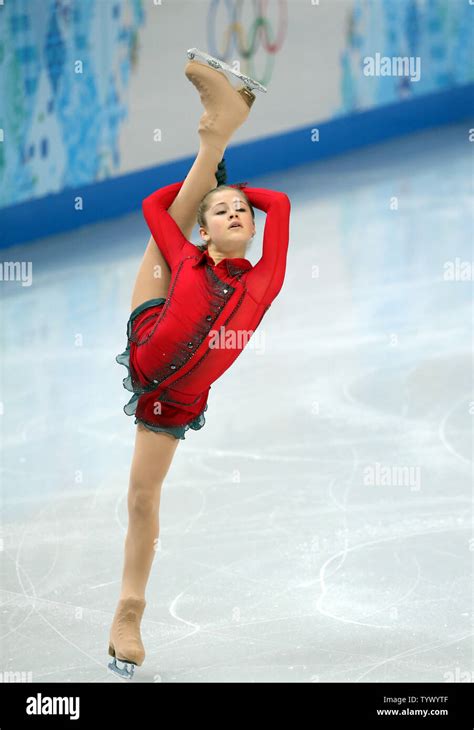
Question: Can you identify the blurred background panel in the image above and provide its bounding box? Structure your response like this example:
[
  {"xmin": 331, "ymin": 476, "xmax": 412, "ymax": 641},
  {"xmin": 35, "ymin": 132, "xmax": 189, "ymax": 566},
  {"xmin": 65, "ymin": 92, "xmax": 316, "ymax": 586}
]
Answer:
[{"xmin": 0, "ymin": 0, "xmax": 472, "ymax": 246}]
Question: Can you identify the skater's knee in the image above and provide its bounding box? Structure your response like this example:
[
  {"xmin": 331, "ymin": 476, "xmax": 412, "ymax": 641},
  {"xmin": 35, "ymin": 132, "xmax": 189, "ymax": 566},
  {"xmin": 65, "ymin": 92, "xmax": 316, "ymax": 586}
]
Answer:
[{"xmin": 128, "ymin": 478, "xmax": 162, "ymax": 516}]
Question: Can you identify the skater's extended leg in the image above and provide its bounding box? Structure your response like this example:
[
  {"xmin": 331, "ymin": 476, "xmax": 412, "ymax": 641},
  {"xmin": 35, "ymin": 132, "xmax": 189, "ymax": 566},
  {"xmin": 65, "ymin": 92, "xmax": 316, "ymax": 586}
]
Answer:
[
  {"xmin": 130, "ymin": 235, "xmax": 171, "ymax": 312},
  {"xmin": 131, "ymin": 60, "xmax": 251, "ymax": 310},
  {"xmin": 130, "ymin": 138, "xmax": 222, "ymax": 311},
  {"xmin": 166, "ymin": 60, "xmax": 251, "ymax": 241},
  {"xmin": 167, "ymin": 142, "xmax": 224, "ymax": 242},
  {"xmin": 131, "ymin": 136, "xmax": 224, "ymax": 312},
  {"xmin": 119, "ymin": 425, "xmax": 180, "ymax": 601}
]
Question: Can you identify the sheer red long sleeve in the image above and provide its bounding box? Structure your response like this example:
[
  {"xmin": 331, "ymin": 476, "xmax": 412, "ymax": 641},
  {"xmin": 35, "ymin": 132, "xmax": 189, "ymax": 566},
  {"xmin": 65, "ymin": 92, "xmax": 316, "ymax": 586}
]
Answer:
[
  {"xmin": 142, "ymin": 181, "xmax": 193, "ymax": 269},
  {"xmin": 238, "ymin": 186, "xmax": 291, "ymax": 306}
]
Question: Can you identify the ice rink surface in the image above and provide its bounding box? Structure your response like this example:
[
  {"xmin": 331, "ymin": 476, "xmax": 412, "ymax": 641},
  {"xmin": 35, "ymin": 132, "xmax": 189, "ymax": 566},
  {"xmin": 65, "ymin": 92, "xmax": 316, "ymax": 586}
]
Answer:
[{"xmin": 1, "ymin": 122, "xmax": 472, "ymax": 683}]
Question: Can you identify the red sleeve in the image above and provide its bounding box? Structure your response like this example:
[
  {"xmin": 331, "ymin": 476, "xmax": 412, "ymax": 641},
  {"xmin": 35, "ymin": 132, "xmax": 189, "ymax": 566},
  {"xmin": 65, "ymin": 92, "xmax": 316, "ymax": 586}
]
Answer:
[
  {"xmin": 142, "ymin": 181, "xmax": 194, "ymax": 269},
  {"xmin": 240, "ymin": 187, "xmax": 291, "ymax": 306}
]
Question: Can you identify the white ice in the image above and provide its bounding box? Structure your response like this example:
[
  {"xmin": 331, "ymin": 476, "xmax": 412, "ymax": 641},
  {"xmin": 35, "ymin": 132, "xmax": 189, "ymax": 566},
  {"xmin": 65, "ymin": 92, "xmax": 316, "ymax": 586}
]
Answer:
[{"xmin": 0, "ymin": 122, "xmax": 472, "ymax": 683}]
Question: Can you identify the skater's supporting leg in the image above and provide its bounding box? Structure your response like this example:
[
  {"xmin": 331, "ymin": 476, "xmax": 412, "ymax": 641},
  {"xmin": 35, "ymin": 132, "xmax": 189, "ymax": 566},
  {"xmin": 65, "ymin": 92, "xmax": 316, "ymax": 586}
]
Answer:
[{"xmin": 119, "ymin": 426, "xmax": 180, "ymax": 601}]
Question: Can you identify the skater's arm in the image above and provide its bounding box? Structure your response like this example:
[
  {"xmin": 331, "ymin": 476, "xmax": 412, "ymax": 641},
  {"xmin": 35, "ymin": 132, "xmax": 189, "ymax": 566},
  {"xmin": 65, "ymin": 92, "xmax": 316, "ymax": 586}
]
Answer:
[
  {"xmin": 142, "ymin": 181, "xmax": 194, "ymax": 269},
  {"xmin": 241, "ymin": 187, "xmax": 291, "ymax": 305}
]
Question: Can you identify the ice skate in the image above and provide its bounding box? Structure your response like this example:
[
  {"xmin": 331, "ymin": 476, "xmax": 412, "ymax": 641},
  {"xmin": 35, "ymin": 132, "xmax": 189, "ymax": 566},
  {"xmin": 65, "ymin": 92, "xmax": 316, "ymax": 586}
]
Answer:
[
  {"xmin": 107, "ymin": 596, "xmax": 146, "ymax": 680},
  {"xmin": 185, "ymin": 57, "xmax": 256, "ymax": 153},
  {"xmin": 187, "ymin": 48, "xmax": 267, "ymax": 101}
]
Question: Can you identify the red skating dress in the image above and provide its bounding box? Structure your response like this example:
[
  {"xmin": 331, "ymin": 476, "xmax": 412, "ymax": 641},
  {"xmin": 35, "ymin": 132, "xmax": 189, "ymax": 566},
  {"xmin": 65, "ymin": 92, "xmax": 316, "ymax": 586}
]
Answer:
[{"xmin": 116, "ymin": 180, "xmax": 291, "ymax": 439}]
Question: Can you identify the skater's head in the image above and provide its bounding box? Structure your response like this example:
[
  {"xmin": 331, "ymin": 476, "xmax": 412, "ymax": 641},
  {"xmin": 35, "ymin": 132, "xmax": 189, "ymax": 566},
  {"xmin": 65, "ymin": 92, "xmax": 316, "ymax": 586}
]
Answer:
[{"xmin": 197, "ymin": 186, "xmax": 256, "ymax": 258}]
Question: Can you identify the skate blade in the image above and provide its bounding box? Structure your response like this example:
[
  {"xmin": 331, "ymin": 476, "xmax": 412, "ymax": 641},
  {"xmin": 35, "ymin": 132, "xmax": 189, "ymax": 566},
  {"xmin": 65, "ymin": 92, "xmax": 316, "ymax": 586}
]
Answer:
[
  {"xmin": 107, "ymin": 655, "xmax": 137, "ymax": 680},
  {"xmin": 187, "ymin": 48, "xmax": 267, "ymax": 94}
]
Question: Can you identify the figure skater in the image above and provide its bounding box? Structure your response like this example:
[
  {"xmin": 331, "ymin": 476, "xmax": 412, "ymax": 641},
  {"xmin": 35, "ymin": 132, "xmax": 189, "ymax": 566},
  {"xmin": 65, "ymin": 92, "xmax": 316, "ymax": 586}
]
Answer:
[{"xmin": 108, "ymin": 49, "xmax": 291, "ymax": 679}]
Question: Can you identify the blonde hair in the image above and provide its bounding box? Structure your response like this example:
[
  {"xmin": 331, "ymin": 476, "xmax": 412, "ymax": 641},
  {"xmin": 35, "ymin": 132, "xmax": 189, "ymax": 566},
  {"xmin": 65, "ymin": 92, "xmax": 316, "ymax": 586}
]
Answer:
[{"xmin": 197, "ymin": 185, "xmax": 255, "ymax": 250}]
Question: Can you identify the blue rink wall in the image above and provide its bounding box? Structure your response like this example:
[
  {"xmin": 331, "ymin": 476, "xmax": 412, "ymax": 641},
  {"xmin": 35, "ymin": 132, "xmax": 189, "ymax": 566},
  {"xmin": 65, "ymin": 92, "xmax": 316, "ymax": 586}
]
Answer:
[{"xmin": 1, "ymin": 82, "xmax": 473, "ymax": 250}]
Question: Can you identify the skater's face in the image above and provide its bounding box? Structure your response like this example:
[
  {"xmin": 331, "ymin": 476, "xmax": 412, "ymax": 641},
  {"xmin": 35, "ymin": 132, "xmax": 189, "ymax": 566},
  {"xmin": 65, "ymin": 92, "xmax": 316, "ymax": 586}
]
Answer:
[{"xmin": 200, "ymin": 190, "xmax": 255, "ymax": 255}]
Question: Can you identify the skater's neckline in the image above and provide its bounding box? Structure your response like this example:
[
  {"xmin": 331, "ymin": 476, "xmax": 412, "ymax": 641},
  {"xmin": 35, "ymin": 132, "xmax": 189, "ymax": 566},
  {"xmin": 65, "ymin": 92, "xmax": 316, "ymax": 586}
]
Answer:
[{"xmin": 192, "ymin": 247, "xmax": 253, "ymax": 274}]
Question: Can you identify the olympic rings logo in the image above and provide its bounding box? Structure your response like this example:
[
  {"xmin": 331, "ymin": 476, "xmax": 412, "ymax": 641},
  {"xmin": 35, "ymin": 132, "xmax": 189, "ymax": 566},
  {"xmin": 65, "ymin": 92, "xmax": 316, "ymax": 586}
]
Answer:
[{"xmin": 207, "ymin": 0, "xmax": 288, "ymax": 86}]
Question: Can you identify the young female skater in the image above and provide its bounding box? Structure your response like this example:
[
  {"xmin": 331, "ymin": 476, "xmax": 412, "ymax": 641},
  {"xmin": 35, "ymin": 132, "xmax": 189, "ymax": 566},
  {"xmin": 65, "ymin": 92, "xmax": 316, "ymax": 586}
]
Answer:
[{"xmin": 108, "ymin": 50, "xmax": 291, "ymax": 679}]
